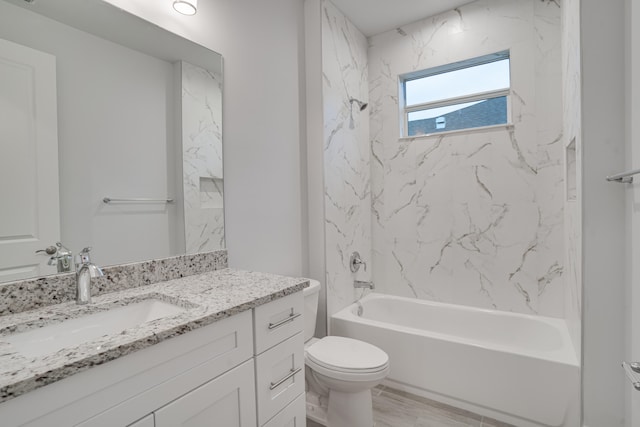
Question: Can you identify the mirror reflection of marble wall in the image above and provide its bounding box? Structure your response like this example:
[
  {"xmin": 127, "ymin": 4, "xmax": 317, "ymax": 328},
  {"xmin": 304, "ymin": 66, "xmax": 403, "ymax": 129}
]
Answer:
[
  {"xmin": 0, "ymin": 0, "xmax": 223, "ymax": 283},
  {"xmin": 179, "ymin": 62, "xmax": 225, "ymax": 253}
]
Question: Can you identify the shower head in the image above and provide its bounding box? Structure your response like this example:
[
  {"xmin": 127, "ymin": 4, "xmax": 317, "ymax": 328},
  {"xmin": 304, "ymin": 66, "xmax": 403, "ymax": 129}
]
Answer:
[{"xmin": 349, "ymin": 97, "xmax": 368, "ymax": 111}]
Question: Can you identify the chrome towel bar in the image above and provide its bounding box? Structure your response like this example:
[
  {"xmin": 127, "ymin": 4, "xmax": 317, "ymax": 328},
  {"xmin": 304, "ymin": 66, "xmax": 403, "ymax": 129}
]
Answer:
[
  {"xmin": 103, "ymin": 197, "xmax": 174, "ymax": 204},
  {"xmin": 606, "ymin": 168, "xmax": 640, "ymax": 183}
]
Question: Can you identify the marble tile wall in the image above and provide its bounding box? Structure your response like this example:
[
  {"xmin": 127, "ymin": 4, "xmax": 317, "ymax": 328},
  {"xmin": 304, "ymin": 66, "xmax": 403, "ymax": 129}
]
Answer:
[
  {"xmin": 562, "ymin": 0, "xmax": 582, "ymax": 357},
  {"xmin": 368, "ymin": 0, "xmax": 565, "ymax": 316},
  {"xmin": 321, "ymin": 0, "xmax": 372, "ymax": 318},
  {"xmin": 180, "ymin": 61, "xmax": 225, "ymax": 253}
]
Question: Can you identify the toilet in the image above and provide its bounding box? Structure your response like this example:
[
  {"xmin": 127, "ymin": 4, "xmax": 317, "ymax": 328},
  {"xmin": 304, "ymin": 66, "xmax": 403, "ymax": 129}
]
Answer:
[{"xmin": 303, "ymin": 279, "xmax": 389, "ymax": 427}]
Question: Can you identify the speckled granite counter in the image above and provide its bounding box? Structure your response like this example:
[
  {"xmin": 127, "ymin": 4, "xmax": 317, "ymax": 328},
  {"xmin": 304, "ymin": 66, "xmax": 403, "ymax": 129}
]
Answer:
[{"xmin": 0, "ymin": 268, "xmax": 308, "ymax": 403}]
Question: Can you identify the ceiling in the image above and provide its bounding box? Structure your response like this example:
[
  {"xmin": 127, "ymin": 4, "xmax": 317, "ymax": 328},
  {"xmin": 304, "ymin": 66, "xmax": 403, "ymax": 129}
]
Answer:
[{"xmin": 330, "ymin": 0, "xmax": 477, "ymax": 37}]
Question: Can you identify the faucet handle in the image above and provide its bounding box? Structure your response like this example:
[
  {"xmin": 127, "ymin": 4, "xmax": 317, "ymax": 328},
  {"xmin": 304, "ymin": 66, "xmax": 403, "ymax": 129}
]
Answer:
[
  {"xmin": 36, "ymin": 246, "xmax": 57, "ymax": 255},
  {"xmin": 55, "ymin": 242, "xmax": 72, "ymax": 256},
  {"xmin": 76, "ymin": 247, "xmax": 94, "ymax": 266},
  {"xmin": 350, "ymin": 251, "xmax": 367, "ymax": 273}
]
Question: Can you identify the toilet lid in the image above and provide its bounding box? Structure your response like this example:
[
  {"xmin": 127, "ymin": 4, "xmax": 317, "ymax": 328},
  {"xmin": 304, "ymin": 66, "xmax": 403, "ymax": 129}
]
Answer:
[{"xmin": 306, "ymin": 336, "xmax": 389, "ymax": 373}]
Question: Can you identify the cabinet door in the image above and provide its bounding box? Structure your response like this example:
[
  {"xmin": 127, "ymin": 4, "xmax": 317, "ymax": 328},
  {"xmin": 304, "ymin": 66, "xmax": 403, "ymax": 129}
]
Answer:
[{"xmin": 154, "ymin": 359, "xmax": 256, "ymax": 427}]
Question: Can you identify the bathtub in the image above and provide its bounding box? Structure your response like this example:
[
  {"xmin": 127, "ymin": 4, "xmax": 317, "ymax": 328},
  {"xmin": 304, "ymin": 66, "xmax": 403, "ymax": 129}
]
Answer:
[{"xmin": 331, "ymin": 293, "xmax": 580, "ymax": 427}]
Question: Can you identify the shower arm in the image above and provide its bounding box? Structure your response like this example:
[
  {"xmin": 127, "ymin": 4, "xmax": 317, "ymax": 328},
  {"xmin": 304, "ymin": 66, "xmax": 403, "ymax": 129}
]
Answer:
[{"xmin": 349, "ymin": 97, "xmax": 368, "ymax": 111}]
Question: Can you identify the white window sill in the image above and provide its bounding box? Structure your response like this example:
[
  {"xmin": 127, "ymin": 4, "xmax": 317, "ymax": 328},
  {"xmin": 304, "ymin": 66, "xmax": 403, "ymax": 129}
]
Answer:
[{"xmin": 399, "ymin": 123, "xmax": 514, "ymax": 141}]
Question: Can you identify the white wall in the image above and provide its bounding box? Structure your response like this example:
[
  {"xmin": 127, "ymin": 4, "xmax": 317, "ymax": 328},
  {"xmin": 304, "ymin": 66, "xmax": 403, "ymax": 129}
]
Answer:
[
  {"xmin": 626, "ymin": 0, "xmax": 640, "ymax": 425},
  {"xmin": 305, "ymin": 0, "xmax": 328, "ymax": 335},
  {"xmin": 581, "ymin": 0, "xmax": 627, "ymax": 425},
  {"xmin": 104, "ymin": 0, "xmax": 308, "ymax": 277}
]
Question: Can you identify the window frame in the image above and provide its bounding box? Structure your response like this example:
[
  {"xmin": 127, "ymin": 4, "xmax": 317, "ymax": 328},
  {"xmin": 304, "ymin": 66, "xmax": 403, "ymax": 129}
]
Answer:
[{"xmin": 399, "ymin": 50, "xmax": 511, "ymax": 137}]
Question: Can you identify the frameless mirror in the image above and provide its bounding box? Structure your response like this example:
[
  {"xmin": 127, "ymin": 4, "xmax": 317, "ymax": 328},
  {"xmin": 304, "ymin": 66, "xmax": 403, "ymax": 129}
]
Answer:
[{"xmin": 0, "ymin": 0, "xmax": 224, "ymax": 284}]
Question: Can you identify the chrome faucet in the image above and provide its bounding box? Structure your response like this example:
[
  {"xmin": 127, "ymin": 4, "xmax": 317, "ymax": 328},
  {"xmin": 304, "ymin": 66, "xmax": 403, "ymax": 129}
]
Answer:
[
  {"xmin": 350, "ymin": 251, "xmax": 367, "ymax": 273},
  {"xmin": 36, "ymin": 242, "xmax": 73, "ymax": 273},
  {"xmin": 50, "ymin": 242, "xmax": 73, "ymax": 273},
  {"xmin": 354, "ymin": 280, "xmax": 374, "ymax": 290},
  {"xmin": 75, "ymin": 247, "xmax": 103, "ymax": 305}
]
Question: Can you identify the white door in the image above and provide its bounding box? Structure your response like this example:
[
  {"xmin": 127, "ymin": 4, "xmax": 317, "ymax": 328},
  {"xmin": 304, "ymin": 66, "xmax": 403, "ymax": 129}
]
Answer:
[{"xmin": 0, "ymin": 38, "xmax": 60, "ymax": 282}]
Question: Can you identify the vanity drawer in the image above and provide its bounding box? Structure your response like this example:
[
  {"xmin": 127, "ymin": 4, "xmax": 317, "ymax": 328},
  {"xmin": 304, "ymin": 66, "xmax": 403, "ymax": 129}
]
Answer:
[
  {"xmin": 255, "ymin": 332, "xmax": 305, "ymax": 426},
  {"xmin": 254, "ymin": 291, "xmax": 304, "ymax": 354},
  {"xmin": 262, "ymin": 393, "xmax": 306, "ymax": 427}
]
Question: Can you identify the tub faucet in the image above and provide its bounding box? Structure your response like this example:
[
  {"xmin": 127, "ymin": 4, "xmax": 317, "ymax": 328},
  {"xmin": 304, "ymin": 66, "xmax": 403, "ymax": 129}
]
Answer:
[
  {"xmin": 75, "ymin": 247, "xmax": 103, "ymax": 305},
  {"xmin": 354, "ymin": 280, "xmax": 374, "ymax": 290}
]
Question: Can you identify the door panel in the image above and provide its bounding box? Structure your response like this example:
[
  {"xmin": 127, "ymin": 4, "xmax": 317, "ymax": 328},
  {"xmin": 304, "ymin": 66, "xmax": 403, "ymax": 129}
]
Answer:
[
  {"xmin": 154, "ymin": 360, "xmax": 256, "ymax": 427},
  {"xmin": 0, "ymin": 38, "xmax": 60, "ymax": 282}
]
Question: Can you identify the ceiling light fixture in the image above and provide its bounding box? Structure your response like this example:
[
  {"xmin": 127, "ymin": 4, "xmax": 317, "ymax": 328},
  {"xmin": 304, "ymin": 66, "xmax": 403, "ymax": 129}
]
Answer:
[{"xmin": 173, "ymin": 0, "xmax": 197, "ymax": 16}]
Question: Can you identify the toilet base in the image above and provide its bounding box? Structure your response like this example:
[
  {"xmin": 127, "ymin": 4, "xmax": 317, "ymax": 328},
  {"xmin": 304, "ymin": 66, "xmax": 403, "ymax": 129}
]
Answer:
[
  {"xmin": 305, "ymin": 387, "xmax": 375, "ymax": 427},
  {"xmin": 327, "ymin": 388, "xmax": 373, "ymax": 427}
]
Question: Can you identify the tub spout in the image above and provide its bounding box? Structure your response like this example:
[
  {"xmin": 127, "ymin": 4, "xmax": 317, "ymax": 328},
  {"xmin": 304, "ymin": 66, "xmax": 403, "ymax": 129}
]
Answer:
[{"xmin": 354, "ymin": 280, "xmax": 374, "ymax": 290}]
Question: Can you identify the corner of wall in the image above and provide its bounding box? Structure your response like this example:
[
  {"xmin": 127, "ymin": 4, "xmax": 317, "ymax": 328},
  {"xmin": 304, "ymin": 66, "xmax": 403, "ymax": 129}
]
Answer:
[{"xmin": 304, "ymin": 0, "xmax": 328, "ymax": 337}]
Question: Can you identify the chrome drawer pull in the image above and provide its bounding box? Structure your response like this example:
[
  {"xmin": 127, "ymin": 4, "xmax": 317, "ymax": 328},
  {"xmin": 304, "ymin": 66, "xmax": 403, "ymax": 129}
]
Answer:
[
  {"xmin": 622, "ymin": 362, "xmax": 640, "ymax": 391},
  {"xmin": 270, "ymin": 367, "xmax": 302, "ymax": 390},
  {"xmin": 268, "ymin": 312, "xmax": 301, "ymax": 330}
]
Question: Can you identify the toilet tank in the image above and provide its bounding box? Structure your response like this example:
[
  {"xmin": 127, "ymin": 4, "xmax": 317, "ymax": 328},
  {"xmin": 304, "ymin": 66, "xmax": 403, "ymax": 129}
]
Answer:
[{"xmin": 303, "ymin": 279, "xmax": 321, "ymax": 342}]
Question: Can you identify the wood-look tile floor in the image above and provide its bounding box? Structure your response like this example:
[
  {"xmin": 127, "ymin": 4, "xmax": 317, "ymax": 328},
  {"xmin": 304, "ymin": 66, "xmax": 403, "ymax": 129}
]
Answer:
[{"xmin": 307, "ymin": 385, "xmax": 515, "ymax": 427}]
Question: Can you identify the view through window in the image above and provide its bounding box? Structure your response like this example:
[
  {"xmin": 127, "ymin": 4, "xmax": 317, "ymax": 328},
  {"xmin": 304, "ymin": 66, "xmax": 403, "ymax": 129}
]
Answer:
[{"xmin": 402, "ymin": 51, "xmax": 511, "ymax": 136}]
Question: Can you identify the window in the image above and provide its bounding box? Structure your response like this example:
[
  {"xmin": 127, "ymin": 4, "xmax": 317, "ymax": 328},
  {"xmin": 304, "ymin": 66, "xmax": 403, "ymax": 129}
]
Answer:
[{"xmin": 401, "ymin": 51, "xmax": 510, "ymax": 136}]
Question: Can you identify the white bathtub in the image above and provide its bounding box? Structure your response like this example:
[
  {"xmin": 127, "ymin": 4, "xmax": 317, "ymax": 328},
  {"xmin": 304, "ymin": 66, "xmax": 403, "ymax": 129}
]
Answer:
[{"xmin": 331, "ymin": 293, "xmax": 580, "ymax": 427}]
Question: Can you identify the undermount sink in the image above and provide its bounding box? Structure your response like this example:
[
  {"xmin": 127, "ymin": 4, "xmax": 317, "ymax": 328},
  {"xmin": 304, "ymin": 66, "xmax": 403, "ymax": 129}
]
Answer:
[{"xmin": 5, "ymin": 299, "xmax": 185, "ymax": 358}]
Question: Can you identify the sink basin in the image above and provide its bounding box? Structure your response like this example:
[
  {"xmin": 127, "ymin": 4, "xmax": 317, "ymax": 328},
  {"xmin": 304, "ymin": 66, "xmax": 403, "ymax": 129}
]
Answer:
[{"xmin": 5, "ymin": 299, "xmax": 185, "ymax": 358}]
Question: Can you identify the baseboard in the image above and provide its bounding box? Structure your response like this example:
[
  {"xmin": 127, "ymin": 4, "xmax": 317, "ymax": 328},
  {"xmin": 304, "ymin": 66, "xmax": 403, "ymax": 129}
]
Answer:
[{"xmin": 382, "ymin": 379, "xmax": 550, "ymax": 427}]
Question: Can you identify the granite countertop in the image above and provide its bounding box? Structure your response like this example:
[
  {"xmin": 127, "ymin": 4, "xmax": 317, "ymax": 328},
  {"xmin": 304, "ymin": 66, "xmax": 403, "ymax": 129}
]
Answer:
[{"xmin": 0, "ymin": 268, "xmax": 308, "ymax": 403}]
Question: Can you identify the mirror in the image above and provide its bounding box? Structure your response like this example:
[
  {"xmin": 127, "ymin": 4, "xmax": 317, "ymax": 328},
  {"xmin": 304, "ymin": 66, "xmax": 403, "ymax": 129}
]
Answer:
[{"xmin": 0, "ymin": 0, "xmax": 224, "ymax": 284}]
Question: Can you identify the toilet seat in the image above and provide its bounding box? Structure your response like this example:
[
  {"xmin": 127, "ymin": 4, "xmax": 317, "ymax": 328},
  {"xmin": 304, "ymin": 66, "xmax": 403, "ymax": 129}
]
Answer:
[{"xmin": 305, "ymin": 336, "xmax": 389, "ymax": 381}]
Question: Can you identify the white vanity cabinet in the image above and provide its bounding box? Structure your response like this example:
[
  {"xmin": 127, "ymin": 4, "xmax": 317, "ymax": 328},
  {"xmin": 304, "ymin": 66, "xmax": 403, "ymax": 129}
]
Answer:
[
  {"xmin": 148, "ymin": 290, "xmax": 306, "ymax": 427},
  {"xmin": 0, "ymin": 289, "xmax": 306, "ymax": 427},
  {"xmin": 262, "ymin": 394, "xmax": 307, "ymax": 427},
  {"xmin": 253, "ymin": 291, "xmax": 306, "ymax": 426},
  {"xmin": 153, "ymin": 359, "xmax": 256, "ymax": 427}
]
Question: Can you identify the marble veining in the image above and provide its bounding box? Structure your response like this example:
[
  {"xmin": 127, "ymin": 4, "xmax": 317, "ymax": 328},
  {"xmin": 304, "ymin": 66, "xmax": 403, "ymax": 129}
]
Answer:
[
  {"xmin": 181, "ymin": 61, "xmax": 225, "ymax": 253},
  {"xmin": 0, "ymin": 268, "xmax": 307, "ymax": 403},
  {"xmin": 0, "ymin": 250, "xmax": 227, "ymax": 316},
  {"xmin": 322, "ymin": 0, "xmax": 372, "ymax": 317},
  {"xmin": 368, "ymin": 0, "xmax": 564, "ymax": 317}
]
